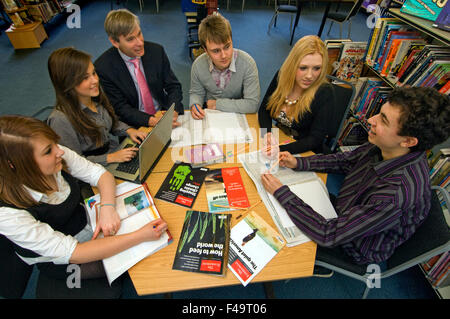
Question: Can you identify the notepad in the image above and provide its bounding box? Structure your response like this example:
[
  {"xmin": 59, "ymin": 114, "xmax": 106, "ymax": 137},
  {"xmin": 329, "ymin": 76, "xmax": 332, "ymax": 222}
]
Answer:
[{"xmin": 171, "ymin": 110, "xmax": 253, "ymax": 147}]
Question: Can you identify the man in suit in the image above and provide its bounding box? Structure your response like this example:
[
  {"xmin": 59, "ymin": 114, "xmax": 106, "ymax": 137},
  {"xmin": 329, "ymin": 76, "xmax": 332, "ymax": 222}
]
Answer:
[{"xmin": 95, "ymin": 9, "xmax": 183, "ymax": 128}]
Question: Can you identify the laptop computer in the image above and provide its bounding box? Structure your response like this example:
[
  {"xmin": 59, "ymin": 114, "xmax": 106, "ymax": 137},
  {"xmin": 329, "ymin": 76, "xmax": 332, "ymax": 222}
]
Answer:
[{"xmin": 106, "ymin": 103, "xmax": 174, "ymax": 183}]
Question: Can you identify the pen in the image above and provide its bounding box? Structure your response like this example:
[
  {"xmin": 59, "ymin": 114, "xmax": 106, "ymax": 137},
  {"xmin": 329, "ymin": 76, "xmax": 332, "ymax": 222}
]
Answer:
[
  {"xmin": 194, "ymin": 104, "xmax": 201, "ymax": 114},
  {"xmin": 236, "ymin": 200, "xmax": 263, "ymax": 220},
  {"xmin": 212, "ymin": 204, "xmax": 246, "ymax": 210}
]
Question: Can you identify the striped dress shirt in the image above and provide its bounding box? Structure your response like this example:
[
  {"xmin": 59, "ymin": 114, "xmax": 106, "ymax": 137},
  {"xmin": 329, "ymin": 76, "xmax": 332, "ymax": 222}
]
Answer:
[{"xmin": 273, "ymin": 143, "xmax": 431, "ymax": 264}]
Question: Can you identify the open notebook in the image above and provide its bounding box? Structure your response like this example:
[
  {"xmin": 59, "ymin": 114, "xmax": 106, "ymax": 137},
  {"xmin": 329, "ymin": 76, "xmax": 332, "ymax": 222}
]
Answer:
[
  {"xmin": 238, "ymin": 150, "xmax": 337, "ymax": 247},
  {"xmin": 171, "ymin": 109, "xmax": 253, "ymax": 147}
]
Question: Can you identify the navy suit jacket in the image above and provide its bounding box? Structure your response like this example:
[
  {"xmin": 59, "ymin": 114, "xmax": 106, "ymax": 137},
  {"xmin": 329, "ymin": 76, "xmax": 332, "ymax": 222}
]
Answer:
[{"xmin": 94, "ymin": 41, "xmax": 183, "ymax": 127}]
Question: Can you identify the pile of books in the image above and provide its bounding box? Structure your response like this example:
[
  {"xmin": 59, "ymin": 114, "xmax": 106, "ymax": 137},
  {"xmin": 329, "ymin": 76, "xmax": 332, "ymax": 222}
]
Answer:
[
  {"xmin": 365, "ymin": 17, "xmax": 449, "ymax": 93},
  {"xmin": 26, "ymin": 0, "xmax": 62, "ymax": 23},
  {"xmin": 428, "ymin": 149, "xmax": 450, "ymax": 212},
  {"xmin": 336, "ymin": 77, "xmax": 393, "ymax": 147}
]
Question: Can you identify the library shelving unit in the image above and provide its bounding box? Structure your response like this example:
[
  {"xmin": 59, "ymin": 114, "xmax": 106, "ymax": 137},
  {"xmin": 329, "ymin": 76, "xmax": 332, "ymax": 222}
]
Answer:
[{"xmin": 2, "ymin": 0, "xmax": 76, "ymax": 49}]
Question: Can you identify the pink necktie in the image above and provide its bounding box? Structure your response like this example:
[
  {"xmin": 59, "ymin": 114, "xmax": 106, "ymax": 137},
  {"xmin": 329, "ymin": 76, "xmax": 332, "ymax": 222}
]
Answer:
[{"xmin": 130, "ymin": 58, "xmax": 156, "ymax": 115}]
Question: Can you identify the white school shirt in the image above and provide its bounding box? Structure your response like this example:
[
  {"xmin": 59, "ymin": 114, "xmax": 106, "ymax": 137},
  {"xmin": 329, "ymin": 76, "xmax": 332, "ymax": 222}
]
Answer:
[{"xmin": 0, "ymin": 145, "xmax": 106, "ymax": 265}]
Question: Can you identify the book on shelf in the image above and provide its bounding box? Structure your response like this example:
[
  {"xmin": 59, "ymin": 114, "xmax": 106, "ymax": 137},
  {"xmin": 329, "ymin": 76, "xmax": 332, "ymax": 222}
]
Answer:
[
  {"xmin": 365, "ymin": 17, "xmax": 398, "ymax": 66},
  {"xmin": 333, "ymin": 41, "xmax": 367, "ymax": 82},
  {"xmin": 184, "ymin": 143, "xmax": 225, "ymax": 167},
  {"xmin": 172, "ymin": 210, "xmax": 230, "ymax": 276},
  {"xmin": 238, "ymin": 150, "xmax": 338, "ymax": 247},
  {"xmin": 428, "ymin": 148, "xmax": 450, "ymax": 186},
  {"xmin": 1, "ymin": 0, "xmax": 18, "ymax": 11},
  {"xmin": 338, "ymin": 118, "xmax": 369, "ymax": 146},
  {"xmin": 379, "ymin": 32, "xmax": 422, "ymax": 76},
  {"xmin": 433, "ymin": 1, "xmax": 450, "ymax": 31},
  {"xmin": 398, "ymin": 46, "xmax": 450, "ymax": 85},
  {"xmin": 350, "ymin": 77, "xmax": 391, "ymax": 117},
  {"xmin": 171, "ymin": 109, "xmax": 253, "ymax": 147},
  {"xmin": 400, "ymin": 0, "xmax": 446, "ymax": 22},
  {"xmin": 325, "ymin": 39, "xmax": 352, "ymax": 76},
  {"xmin": 155, "ymin": 162, "xmax": 209, "ymax": 208},
  {"xmin": 84, "ymin": 181, "xmax": 173, "ymax": 284},
  {"xmin": 205, "ymin": 167, "xmax": 249, "ymax": 213},
  {"xmin": 365, "ymin": 16, "xmax": 450, "ymax": 89},
  {"xmin": 422, "ymin": 251, "xmax": 450, "ymax": 288},
  {"xmin": 228, "ymin": 211, "xmax": 285, "ymax": 286},
  {"xmin": 367, "ymin": 19, "xmax": 404, "ymax": 68}
]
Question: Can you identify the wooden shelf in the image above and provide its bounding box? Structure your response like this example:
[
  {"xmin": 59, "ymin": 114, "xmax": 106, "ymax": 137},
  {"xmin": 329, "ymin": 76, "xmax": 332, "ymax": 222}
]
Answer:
[
  {"xmin": 388, "ymin": 8, "xmax": 450, "ymax": 46},
  {"xmin": 6, "ymin": 21, "xmax": 48, "ymax": 49}
]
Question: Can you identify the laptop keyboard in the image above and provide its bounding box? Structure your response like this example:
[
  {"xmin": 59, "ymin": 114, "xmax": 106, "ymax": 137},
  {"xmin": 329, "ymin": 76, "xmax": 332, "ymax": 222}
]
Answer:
[{"xmin": 116, "ymin": 144, "xmax": 139, "ymax": 174}]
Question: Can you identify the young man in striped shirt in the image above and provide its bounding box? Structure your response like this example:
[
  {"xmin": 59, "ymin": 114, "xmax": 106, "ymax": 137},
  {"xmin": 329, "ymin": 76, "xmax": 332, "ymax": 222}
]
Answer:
[{"xmin": 261, "ymin": 87, "xmax": 450, "ymax": 265}]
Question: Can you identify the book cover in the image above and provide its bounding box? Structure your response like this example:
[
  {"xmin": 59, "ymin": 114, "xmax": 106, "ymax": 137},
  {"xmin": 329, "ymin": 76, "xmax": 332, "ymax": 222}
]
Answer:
[
  {"xmin": 173, "ymin": 210, "xmax": 231, "ymax": 276},
  {"xmin": 184, "ymin": 143, "xmax": 225, "ymax": 167},
  {"xmin": 205, "ymin": 167, "xmax": 250, "ymax": 213},
  {"xmin": 401, "ymin": 0, "xmax": 446, "ymax": 21},
  {"xmin": 84, "ymin": 182, "xmax": 172, "ymax": 284},
  {"xmin": 334, "ymin": 42, "xmax": 367, "ymax": 82},
  {"xmin": 433, "ymin": 1, "xmax": 450, "ymax": 31},
  {"xmin": 155, "ymin": 162, "xmax": 209, "ymax": 208},
  {"xmin": 228, "ymin": 211, "xmax": 285, "ymax": 286}
]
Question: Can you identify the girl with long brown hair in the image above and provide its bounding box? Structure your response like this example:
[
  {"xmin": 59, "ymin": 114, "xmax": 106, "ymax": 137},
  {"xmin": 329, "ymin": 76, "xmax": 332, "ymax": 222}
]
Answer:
[
  {"xmin": 258, "ymin": 35, "xmax": 334, "ymax": 154},
  {"xmin": 47, "ymin": 47, "xmax": 147, "ymax": 166},
  {"xmin": 0, "ymin": 116, "xmax": 167, "ymax": 298}
]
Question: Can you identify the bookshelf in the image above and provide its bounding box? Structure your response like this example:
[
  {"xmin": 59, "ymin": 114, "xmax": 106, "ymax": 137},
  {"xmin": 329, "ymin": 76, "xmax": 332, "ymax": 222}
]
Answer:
[
  {"xmin": 2, "ymin": 0, "xmax": 76, "ymax": 49},
  {"xmin": 388, "ymin": 8, "xmax": 449, "ymax": 46}
]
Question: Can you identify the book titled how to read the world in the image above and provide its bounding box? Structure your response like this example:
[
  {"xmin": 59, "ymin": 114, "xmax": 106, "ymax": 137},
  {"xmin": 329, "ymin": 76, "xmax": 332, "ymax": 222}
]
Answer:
[
  {"xmin": 172, "ymin": 210, "xmax": 231, "ymax": 276},
  {"xmin": 155, "ymin": 162, "xmax": 209, "ymax": 208},
  {"xmin": 84, "ymin": 182, "xmax": 172, "ymax": 284}
]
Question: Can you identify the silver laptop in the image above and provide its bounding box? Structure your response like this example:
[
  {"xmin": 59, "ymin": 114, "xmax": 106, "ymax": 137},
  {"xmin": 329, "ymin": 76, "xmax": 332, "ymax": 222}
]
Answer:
[{"xmin": 107, "ymin": 103, "xmax": 174, "ymax": 183}]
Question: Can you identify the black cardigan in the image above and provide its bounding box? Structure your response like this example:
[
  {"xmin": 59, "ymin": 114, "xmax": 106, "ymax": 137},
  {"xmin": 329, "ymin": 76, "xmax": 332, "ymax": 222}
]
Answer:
[{"xmin": 258, "ymin": 71, "xmax": 334, "ymax": 154}]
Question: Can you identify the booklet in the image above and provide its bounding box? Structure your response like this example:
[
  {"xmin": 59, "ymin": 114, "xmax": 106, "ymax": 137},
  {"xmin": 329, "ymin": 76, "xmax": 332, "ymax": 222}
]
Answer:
[
  {"xmin": 205, "ymin": 167, "xmax": 250, "ymax": 213},
  {"xmin": 155, "ymin": 162, "xmax": 209, "ymax": 208},
  {"xmin": 228, "ymin": 211, "xmax": 285, "ymax": 286},
  {"xmin": 172, "ymin": 210, "xmax": 231, "ymax": 276},
  {"xmin": 184, "ymin": 143, "xmax": 226, "ymax": 167},
  {"xmin": 84, "ymin": 181, "xmax": 172, "ymax": 284}
]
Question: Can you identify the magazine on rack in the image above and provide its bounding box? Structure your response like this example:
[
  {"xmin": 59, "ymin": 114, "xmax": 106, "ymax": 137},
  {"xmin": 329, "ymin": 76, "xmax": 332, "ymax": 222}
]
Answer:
[
  {"xmin": 228, "ymin": 211, "xmax": 285, "ymax": 286},
  {"xmin": 84, "ymin": 182, "xmax": 172, "ymax": 284},
  {"xmin": 170, "ymin": 109, "xmax": 253, "ymax": 147},
  {"xmin": 238, "ymin": 151, "xmax": 337, "ymax": 247}
]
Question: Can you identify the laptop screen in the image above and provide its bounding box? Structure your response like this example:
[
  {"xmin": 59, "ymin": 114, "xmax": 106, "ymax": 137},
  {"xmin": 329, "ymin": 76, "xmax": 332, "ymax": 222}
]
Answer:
[{"xmin": 139, "ymin": 103, "xmax": 174, "ymax": 181}]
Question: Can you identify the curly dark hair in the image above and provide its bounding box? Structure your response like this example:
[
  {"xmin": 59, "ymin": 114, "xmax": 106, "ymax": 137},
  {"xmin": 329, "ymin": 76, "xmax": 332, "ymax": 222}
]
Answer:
[{"xmin": 387, "ymin": 87, "xmax": 450, "ymax": 151}]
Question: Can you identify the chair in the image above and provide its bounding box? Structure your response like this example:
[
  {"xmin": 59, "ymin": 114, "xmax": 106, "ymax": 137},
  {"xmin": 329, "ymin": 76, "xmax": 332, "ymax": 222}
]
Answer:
[
  {"xmin": 325, "ymin": 0, "xmax": 365, "ymax": 39},
  {"xmin": 31, "ymin": 106, "xmax": 54, "ymax": 122},
  {"xmin": 322, "ymin": 75, "xmax": 355, "ymax": 154},
  {"xmin": 186, "ymin": 4, "xmax": 208, "ymax": 61},
  {"xmin": 267, "ymin": 0, "xmax": 299, "ymax": 44},
  {"xmin": 227, "ymin": 0, "xmax": 245, "ymax": 12},
  {"xmin": 110, "ymin": 0, "xmax": 160, "ymax": 13},
  {"xmin": 315, "ymin": 185, "xmax": 450, "ymax": 298}
]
